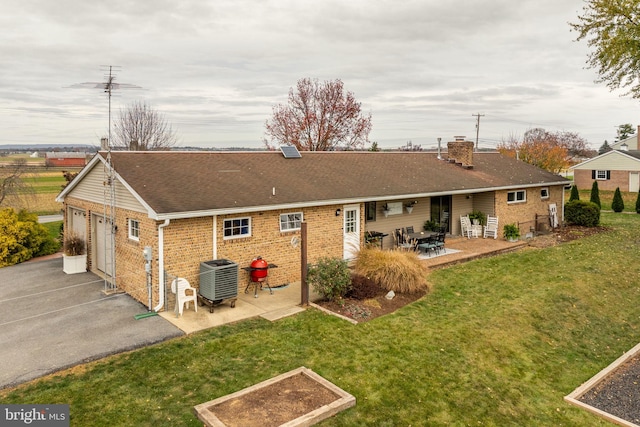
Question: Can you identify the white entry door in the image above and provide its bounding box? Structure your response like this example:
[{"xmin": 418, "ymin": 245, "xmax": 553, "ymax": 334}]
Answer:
[
  {"xmin": 343, "ymin": 204, "xmax": 360, "ymax": 260},
  {"xmin": 93, "ymin": 214, "xmax": 114, "ymax": 276},
  {"xmin": 630, "ymin": 172, "xmax": 640, "ymax": 193}
]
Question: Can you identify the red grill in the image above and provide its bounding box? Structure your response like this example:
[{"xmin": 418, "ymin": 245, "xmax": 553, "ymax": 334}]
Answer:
[
  {"xmin": 244, "ymin": 256, "xmax": 277, "ymax": 297},
  {"xmin": 249, "ymin": 256, "xmax": 269, "ymax": 282}
]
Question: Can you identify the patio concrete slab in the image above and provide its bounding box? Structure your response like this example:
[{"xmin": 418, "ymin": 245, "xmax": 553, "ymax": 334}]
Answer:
[{"xmin": 160, "ymin": 283, "xmax": 322, "ymax": 334}]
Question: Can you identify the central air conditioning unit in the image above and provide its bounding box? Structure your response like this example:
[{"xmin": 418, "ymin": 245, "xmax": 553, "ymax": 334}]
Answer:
[{"xmin": 199, "ymin": 259, "xmax": 238, "ymax": 301}]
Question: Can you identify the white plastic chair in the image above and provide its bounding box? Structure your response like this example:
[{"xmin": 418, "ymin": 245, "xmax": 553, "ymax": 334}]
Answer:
[
  {"xmin": 171, "ymin": 278, "xmax": 198, "ymax": 316},
  {"xmin": 483, "ymin": 215, "xmax": 499, "ymax": 239}
]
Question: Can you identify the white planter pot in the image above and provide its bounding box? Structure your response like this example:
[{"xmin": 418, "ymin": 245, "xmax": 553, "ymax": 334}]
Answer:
[{"xmin": 63, "ymin": 254, "xmax": 87, "ymax": 274}]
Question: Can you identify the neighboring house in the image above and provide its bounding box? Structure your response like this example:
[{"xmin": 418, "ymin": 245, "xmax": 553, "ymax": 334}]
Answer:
[
  {"xmin": 571, "ymin": 148, "xmax": 640, "ymax": 192},
  {"xmin": 609, "ymin": 125, "xmax": 640, "ymax": 150},
  {"xmin": 45, "ymin": 152, "xmax": 89, "ymax": 167},
  {"xmin": 56, "ymin": 139, "xmax": 568, "ymax": 311}
]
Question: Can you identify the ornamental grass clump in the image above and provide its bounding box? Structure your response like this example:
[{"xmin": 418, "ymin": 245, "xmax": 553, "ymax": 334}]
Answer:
[
  {"xmin": 63, "ymin": 232, "xmax": 86, "ymax": 256},
  {"xmin": 353, "ymin": 247, "xmax": 429, "ymax": 294}
]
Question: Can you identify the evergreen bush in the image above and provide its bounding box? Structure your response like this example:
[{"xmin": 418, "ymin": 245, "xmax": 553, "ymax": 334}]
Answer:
[
  {"xmin": 569, "ymin": 185, "xmax": 580, "ymax": 201},
  {"xmin": 612, "ymin": 187, "xmax": 625, "ymax": 212},
  {"xmin": 590, "ymin": 180, "xmax": 601, "ymax": 208},
  {"xmin": 307, "ymin": 257, "xmax": 352, "ymax": 302},
  {"xmin": 564, "ymin": 200, "xmax": 600, "ymax": 226},
  {"xmin": 636, "ymin": 190, "xmax": 640, "ymax": 214}
]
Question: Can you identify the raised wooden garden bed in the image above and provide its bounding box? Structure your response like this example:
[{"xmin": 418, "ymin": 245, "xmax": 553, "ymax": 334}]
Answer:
[{"xmin": 193, "ymin": 367, "xmax": 355, "ymax": 427}]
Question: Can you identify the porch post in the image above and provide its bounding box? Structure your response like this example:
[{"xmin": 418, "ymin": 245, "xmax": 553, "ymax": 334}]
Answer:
[{"xmin": 301, "ymin": 221, "xmax": 309, "ymax": 306}]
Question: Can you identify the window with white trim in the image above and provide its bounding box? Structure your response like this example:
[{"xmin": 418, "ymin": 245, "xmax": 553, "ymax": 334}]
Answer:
[
  {"xmin": 596, "ymin": 170, "xmax": 608, "ymax": 180},
  {"xmin": 540, "ymin": 187, "xmax": 549, "ymax": 199},
  {"xmin": 224, "ymin": 217, "xmax": 251, "ymax": 239},
  {"xmin": 128, "ymin": 219, "xmax": 140, "ymax": 241},
  {"xmin": 280, "ymin": 212, "xmax": 303, "ymax": 232},
  {"xmin": 507, "ymin": 190, "xmax": 526, "ymax": 203}
]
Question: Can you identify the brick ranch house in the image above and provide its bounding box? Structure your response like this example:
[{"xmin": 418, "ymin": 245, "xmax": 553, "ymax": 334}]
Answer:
[
  {"xmin": 56, "ymin": 139, "xmax": 568, "ymax": 311},
  {"xmin": 571, "ymin": 148, "xmax": 640, "ymax": 193}
]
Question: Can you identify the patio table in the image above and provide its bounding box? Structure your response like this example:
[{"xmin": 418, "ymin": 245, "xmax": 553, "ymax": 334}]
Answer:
[{"xmin": 407, "ymin": 231, "xmax": 437, "ymax": 244}]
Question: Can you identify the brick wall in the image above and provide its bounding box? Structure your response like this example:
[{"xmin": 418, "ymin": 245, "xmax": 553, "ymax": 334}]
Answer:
[
  {"xmin": 574, "ymin": 169, "xmax": 630, "ymax": 192},
  {"xmin": 63, "ymin": 198, "xmax": 351, "ymax": 310},
  {"xmin": 212, "ymin": 205, "xmax": 345, "ymax": 293},
  {"xmin": 64, "ymin": 197, "xmax": 160, "ymax": 307},
  {"xmin": 494, "ymin": 185, "xmax": 564, "ymax": 236}
]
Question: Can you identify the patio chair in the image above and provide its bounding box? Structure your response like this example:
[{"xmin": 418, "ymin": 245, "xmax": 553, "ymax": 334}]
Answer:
[
  {"xmin": 460, "ymin": 215, "xmax": 473, "ymax": 239},
  {"xmin": 435, "ymin": 232, "xmax": 446, "ymax": 253},
  {"xmin": 417, "ymin": 235, "xmax": 438, "ymax": 256},
  {"xmin": 483, "ymin": 215, "xmax": 499, "ymax": 239},
  {"xmin": 406, "ymin": 226, "xmax": 414, "ymax": 234},
  {"xmin": 171, "ymin": 277, "xmax": 198, "ymax": 316}
]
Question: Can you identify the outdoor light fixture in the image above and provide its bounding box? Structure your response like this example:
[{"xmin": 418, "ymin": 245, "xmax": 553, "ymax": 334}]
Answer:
[{"xmin": 335, "ymin": 209, "xmax": 341, "ymax": 216}]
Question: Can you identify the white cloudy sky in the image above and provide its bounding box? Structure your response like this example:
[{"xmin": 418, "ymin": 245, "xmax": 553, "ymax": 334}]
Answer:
[{"xmin": 2, "ymin": 0, "xmax": 639, "ymax": 150}]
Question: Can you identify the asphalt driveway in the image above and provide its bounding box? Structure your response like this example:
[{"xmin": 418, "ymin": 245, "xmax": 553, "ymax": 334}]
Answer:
[{"xmin": 0, "ymin": 256, "xmax": 183, "ymax": 389}]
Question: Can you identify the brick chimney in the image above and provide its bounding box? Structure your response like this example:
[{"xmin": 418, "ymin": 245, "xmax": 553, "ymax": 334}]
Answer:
[{"xmin": 447, "ymin": 136, "xmax": 474, "ymax": 168}]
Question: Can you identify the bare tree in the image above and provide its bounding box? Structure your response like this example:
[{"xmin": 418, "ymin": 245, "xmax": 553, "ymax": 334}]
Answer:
[
  {"xmin": 112, "ymin": 101, "xmax": 178, "ymax": 150},
  {"xmin": 0, "ymin": 159, "xmax": 34, "ymax": 207},
  {"xmin": 264, "ymin": 78, "xmax": 372, "ymax": 151}
]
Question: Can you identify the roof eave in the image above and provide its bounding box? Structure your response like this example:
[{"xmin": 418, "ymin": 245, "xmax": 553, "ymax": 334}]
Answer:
[{"xmin": 150, "ymin": 181, "xmax": 568, "ymax": 221}]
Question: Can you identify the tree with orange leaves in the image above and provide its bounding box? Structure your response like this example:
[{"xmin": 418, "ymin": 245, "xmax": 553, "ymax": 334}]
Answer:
[
  {"xmin": 264, "ymin": 78, "xmax": 372, "ymax": 151},
  {"xmin": 497, "ymin": 128, "xmax": 589, "ymax": 174}
]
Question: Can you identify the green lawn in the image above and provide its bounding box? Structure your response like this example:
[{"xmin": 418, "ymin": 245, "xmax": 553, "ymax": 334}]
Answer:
[{"xmin": 2, "ymin": 212, "xmax": 639, "ymax": 426}]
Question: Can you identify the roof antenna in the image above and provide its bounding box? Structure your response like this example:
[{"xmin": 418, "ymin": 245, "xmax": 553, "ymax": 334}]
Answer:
[{"xmin": 69, "ymin": 65, "xmax": 142, "ymax": 149}]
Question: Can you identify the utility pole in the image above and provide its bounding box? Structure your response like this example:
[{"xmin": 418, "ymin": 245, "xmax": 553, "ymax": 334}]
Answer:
[{"xmin": 472, "ymin": 113, "xmax": 484, "ymax": 151}]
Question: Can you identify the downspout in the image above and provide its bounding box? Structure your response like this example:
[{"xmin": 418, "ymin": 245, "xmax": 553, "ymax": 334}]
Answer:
[
  {"xmin": 561, "ymin": 185, "xmax": 565, "ymax": 225},
  {"xmin": 213, "ymin": 215, "xmax": 218, "ymax": 260},
  {"xmin": 154, "ymin": 219, "xmax": 171, "ymax": 312}
]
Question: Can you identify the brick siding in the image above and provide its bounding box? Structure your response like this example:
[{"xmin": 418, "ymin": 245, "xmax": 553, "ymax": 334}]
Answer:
[
  {"xmin": 63, "ymin": 199, "xmax": 348, "ymax": 310},
  {"xmin": 574, "ymin": 169, "xmax": 631, "ymax": 192}
]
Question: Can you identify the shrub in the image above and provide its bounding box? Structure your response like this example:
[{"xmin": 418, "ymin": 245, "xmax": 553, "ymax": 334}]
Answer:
[
  {"xmin": 423, "ymin": 219, "xmax": 439, "ymax": 232},
  {"xmin": 503, "ymin": 223, "xmax": 520, "ymax": 240},
  {"xmin": 564, "ymin": 200, "xmax": 600, "ymax": 226},
  {"xmin": 348, "ymin": 274, "xmax": 381, "ymax": 299},
  {"xmin": 636, "ymin": 190, "xmax": 640, "ymax": 214},
  {"xmin": 0, "ymin": 208, "xmax": 59, "ymax": 267},
  {"xmin": 590, "ymin": 180, "xmax": 601, "ymax": 208},
  {"xmin": 569, "ymin": 185, "xmax": 580, "ymax": 201},
  {"xmin": 353, "ymin": 247, "xmax": 429, "ymax": 294},
  {"xmin": 612, "ymin": 187, "xmax": 624, "ymax": 212},
  {"xmin": 468, "ymin": 210, "xmax": 486, "ymax": 226},
  {"xmin": 307, "ymin": 257, "xmax": 352, "ymax": 302}
]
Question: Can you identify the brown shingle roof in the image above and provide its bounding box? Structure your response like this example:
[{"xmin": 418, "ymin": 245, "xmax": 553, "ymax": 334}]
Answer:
[{"xmin": 100, "ymin": 151, "xmax": 568, "ymax": 217}]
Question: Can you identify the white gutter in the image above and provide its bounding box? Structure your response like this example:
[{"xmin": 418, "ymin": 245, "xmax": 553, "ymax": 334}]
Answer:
[{"xmin": 154, "ymin": 219, "xmax": 171, "ymax": 312}]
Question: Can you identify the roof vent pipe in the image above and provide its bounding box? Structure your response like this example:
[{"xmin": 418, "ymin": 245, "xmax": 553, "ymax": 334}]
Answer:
[{"xmin": 437, "ymin": 137, "xmax": 442, "ymax": 160}]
